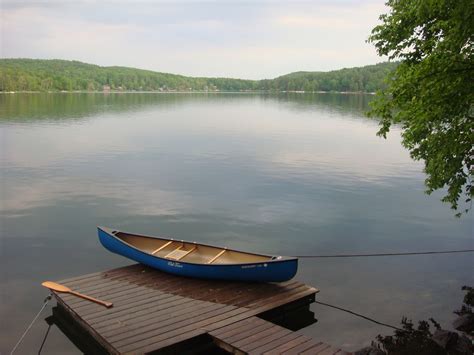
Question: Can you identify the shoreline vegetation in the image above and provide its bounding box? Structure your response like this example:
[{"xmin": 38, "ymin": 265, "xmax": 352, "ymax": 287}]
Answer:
[
  {"xmin": 0, "ymin": 58, "xmax": 396, "ymax": 93},
  {"xmin": 0, "ymin": 90, "xmax": 376, "ymax": 94}
]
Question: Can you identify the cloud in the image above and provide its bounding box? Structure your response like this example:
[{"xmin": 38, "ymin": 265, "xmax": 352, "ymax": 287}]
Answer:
[{"xmin": 1, "ymin": 1, "xmax": 388, "ymax": 78}]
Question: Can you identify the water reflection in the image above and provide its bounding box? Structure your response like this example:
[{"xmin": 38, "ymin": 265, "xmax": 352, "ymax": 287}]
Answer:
[
  {"xmin": 0, "ymin": 93, "xmax": 472, "ymax": 353},
  {"xmin": 0, "ymin": 92, "xmax": 372, "ymax": 122}
]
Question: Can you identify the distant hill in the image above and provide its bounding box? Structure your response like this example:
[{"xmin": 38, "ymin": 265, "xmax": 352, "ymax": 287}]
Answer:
[
  {"xmin": 0, "ymin": 59, "xmax": 397, "ymax": 93},
  {"xmin": 262, "ymin": 62, "xmax": 398, "ymax": 92}
]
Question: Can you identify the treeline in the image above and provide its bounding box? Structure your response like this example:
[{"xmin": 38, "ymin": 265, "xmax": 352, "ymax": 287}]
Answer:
[
  {"xmin": 261, "ymin": 63, "xmax": 397, "ymax": 92},
  {"xmin": 0, "ymin": 59, "xmax": 396, "ymax": 93}
]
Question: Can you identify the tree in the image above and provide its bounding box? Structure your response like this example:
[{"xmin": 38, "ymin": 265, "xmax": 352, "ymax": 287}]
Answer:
[{"xmin": 368, "ymin": 0, "xmax": 473, "ymax": 215}]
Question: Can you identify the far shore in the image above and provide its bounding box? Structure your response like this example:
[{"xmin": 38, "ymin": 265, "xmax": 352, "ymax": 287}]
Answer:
[{"xmin": 0, "ymin": 90, "xmax": 376, "ymax": 95}]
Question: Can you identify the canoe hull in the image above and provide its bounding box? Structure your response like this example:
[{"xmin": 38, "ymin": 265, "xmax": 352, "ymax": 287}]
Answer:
[{"xmin": 98, "ymin": 228, "xmax": 298, "ymax": 282}]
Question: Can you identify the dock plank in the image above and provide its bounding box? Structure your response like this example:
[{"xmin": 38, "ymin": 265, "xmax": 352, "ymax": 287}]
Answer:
[
  {"xmin": 221, "ymin": 320, "xmax": 275, "ymax": 344},
  {"xmin": 243, "ymin": 327, "xmax": 293, "ymax": 352},
  {"xmin": 108, "ymin": 303, "xmax": 234, "ymax": 345},
  {"xmin": 208, "ymin": 316, "xmax": 343, "ymax": 355},
  {"xmin": 48, "ymin": 263, "xmax": 351, "ymax": 355},
  {"xmin": 263, "ymin": 336, "xmax": 314, "ymax": 354},
  {"xmin": 235, "ymin": 326, "xmax": 288, "ymax": 350},
  {"xmin": 93, "ymin": 298, "xmax": 195, "ymax": 330},
  {"xmin": 117, "ymin": 306, "xmax": 249, "ymax": 352},
  {"xmin": 247, "ymin": 332, "xmax": 303, "ymax": 354},
  {"xmin": 283, "ymin": 340, "xmax": 327, "ymax": 354}
]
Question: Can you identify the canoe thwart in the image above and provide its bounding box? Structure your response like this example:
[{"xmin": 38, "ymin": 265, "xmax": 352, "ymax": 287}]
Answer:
[
  {"xmin": 164, "ymin": 245, "xmax": 183, "ymax": 258},
  {"xmin": 208, "ymin": 249, "xmax": 227, "ymax": 264},
  {"xmin": 151, "ymin": 240, "xmax": 173, "ymax": 255},
  {"xmin": 168, "ymin": 245, "xmax": 197, "ymax": 261}
]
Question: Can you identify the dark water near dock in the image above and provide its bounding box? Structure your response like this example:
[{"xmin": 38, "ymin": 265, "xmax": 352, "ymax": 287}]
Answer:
[{"xmin": 0, "ymin": 93, "xmax": 472, "ymax": 353}]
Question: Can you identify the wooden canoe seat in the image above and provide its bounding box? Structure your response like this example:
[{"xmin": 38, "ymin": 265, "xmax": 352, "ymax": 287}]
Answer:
[
  {"xmin": 151, "ymin": 240, "xmax": 173, "ymax": 255},
  {"xmin": 165, "ymin": 245, "xmax": 197, "ymax": 261},
  {"xmin": 207, "ymin": 249, "xmax": 226, "ymax": 264}
]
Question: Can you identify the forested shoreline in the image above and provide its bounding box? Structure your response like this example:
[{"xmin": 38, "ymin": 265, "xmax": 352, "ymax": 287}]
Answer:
[{"xmin": 0, "ymin": 59, "xmax": 397, "ymax": 93}]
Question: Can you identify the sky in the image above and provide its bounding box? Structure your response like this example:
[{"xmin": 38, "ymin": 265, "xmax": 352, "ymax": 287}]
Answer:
[{"xmin": 1, "ymin": 0, "xmax": 388, "ymax": 79}]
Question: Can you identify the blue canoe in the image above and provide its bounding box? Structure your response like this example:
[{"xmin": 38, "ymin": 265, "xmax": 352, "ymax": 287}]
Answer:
[{"xmin": 98, "ymin": 227, "xmax": 298, "ymax": 282}]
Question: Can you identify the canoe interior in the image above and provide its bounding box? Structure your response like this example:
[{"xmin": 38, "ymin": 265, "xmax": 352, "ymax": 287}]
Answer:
[{"xmin": 114, "ymin": 232, "xmax": 273, "ymax": 265}]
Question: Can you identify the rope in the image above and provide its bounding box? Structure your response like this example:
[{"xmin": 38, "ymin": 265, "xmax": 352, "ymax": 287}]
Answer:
[
  {"xmin": 294, "ymin": 249, "xmax": 474, "ymax": 258},
  {"xmin": 314, "ymin": 300, "xmax": 403, "ymax": 331},
  {"xmin": 10, "ymin": 294, "xmax": 52, "ymax": 355},
  {"xmin": 37, "ymin": 323, "xmax": 52, "ymax": 354}
]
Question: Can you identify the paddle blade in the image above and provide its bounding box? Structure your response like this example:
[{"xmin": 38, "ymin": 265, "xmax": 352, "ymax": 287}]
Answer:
[{"xmin": 42, "ymin": 281, "xmax": 71, "ymax": 293}]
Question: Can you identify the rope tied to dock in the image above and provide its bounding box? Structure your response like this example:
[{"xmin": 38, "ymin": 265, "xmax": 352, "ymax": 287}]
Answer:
[
  {"xmin": 293, "ymin": 249, "xmax": 474, "ymax": 258},
  {"xmin": 37, "ymin": 323, "xmax": 52, "ymax": 355},
  {"xmin": 10, "ymin": 294, "xmax": 52, "ymax": 355},
  {"xmin": 314, "ymin": 300, "xmax": 403, "ymax": 331}
]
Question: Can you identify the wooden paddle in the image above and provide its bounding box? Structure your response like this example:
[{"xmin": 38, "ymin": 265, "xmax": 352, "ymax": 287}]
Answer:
[{"xmin": 42, "ymin": 281, "xmax": 113, "ymax": 308}]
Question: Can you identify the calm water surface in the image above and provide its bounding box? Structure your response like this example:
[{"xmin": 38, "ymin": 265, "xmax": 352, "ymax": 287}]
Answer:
[{"xmin": 0, "ymin": 93, "xmax": 472, "ymax": 353}]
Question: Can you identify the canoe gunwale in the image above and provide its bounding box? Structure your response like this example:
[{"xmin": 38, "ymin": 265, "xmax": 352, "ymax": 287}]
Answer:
[{"xmin": 97, "ymin": 226, "xmax": 297, "ymax": 267}]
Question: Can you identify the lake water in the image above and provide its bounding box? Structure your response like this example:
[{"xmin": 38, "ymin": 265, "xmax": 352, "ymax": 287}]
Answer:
[{"xmin": 0, "ymin": 93, "xmax": 472, "ymax": 353}]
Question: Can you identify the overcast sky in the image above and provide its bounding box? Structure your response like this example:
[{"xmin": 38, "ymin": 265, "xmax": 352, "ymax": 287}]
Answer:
[{"xmin": 1, "ymin": 0, "xmax": 388, "ymax": 79}]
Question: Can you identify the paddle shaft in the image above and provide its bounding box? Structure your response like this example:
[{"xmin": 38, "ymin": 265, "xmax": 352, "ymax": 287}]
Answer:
[{"xmin": 68, "ymin": 290, "xmax": 113, "ymax": 308}]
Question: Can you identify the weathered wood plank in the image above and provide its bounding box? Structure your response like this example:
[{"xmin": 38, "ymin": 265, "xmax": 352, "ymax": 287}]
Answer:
[
  {"xmin": 105, "ymin": 302, "xmax": 229, "ymax": 341},
  {"xmin": 221, "ymin": 320, "xmax": 275, "ymax": 345},
  {"xmin": 115, "ymin": 305, "xmax": 241, "ymax": 351},
  {"xmin": 235, "ymin": 326, "xmax": 289, "ymax": 350},
  {"xmin": 73, "ymin": 286, "xmax": 168, "ymax": 316},
  {"xmin": 78, "ymin": 292, "xmax": 176, "ymax": 320},
  {"xmin": 209, "ymin": 316, "xmax": 264, "ymax": 339},
  {"xmin": 72, "ymin": 286, "xmax": 163, "ymax": 312},
  {"xmin": 243, "ymin": 327, "xmax": 293, "ymax": 352},
  {"xmin": 87, "ymin": 294, "xmax": 182, "ymax": 325},
  {"xmin": 61, "ymin": 270, "xmax": 179, "ymax": 303},
  {"xmin": 264, "ymin": 336, "xmax": 315, "ymax": 354},
  {"xmin": 283, "ymin": 340, "xmax": 327, "ymax": 354},
  {"xmin": 247, "ymin": 332, "xmax": 303, "ymax": 354},
  {"xmin": 93, "ymin": 297, "xmax": 195, "ymax": 330},
  {"xmin": 48, "ymin": 263, "xmax": 345, "ymax": 355},
  {"xmin": 212, "ymin": 280, "xmax": 296, "ymax": 303},
  {"xmin": 100, "ymin": 300, "xmax": 209, "ymax": 338}
]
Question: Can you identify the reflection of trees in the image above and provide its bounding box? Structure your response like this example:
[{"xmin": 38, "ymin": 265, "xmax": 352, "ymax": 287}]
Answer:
[
  {"xmin": 358, "ymin": 286, "xmax": 474, "ymax": 355},
  {"xmin": 264, "ymin": 92, "xmax": 373, "ymax": 116},
  {"xmin": 0, "ymin": 92, "xmax": 373, "ymax": 122},
  {"xmin": 0, "ymin": 93, "xmax": 215, "ymax": 121}
]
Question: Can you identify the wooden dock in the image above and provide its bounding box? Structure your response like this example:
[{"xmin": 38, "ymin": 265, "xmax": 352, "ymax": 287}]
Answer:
[{"xmin": 49, "ymin": 264, "xmax": 349, "ymax": 354}]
